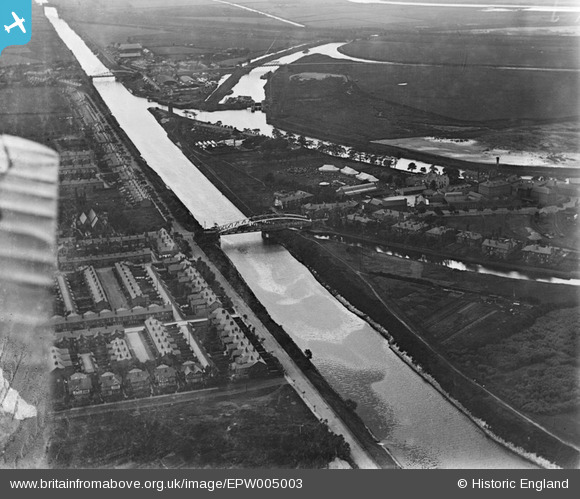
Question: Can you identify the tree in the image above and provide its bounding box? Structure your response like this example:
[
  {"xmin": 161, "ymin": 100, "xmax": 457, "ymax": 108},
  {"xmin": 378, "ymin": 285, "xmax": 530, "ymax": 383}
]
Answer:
[
  {"xmin": 327, "ymin": 143, "xmax": 343, "ymax": 157},
  {"xmin": 316, "ymin": 142, "xmax": 329, "ymax": 155},
  {"xmin": 304, "ymin": 349, "xmax": 313, "ymax": 360},
  {"xmin": 408, "ymin": 162, "xmax": 417, "ymax": 172},
  {"xmin": 443, "ymin": 166, "xmax": 460, "ymax": 184},
  {"xmin": 286, "ymin": 133, "xmax": 298, "ymax": 146},
  {"xmin": 295, "ymin": 135, "xmax": 312, "ymax": 149},
  {"xmin": 345, "ymin": 399, "xmax": 358, "ymax": 411}
]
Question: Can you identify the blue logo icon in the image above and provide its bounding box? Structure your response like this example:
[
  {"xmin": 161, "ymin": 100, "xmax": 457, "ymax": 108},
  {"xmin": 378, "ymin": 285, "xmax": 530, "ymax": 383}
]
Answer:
[{"xmin": 1, "ymin": 0, "xmax": 31, "ymax": 56}]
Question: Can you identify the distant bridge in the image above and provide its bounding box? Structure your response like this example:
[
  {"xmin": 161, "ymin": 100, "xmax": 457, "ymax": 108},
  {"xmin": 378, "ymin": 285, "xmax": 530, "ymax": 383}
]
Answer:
[
  {"xmin": 207, "ymin": 214, "xmax": 312, "ymax": 236},
  {"xmin": 91, "ymin": 71, "xmax": 115, "ymax": 79}
]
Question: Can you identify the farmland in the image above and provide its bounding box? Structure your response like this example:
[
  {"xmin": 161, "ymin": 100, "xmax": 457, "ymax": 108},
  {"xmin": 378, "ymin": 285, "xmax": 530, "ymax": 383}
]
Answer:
[
  {"xmin": 339, "ymin": 34, "xmax": 580, "ymax": 70},
  {"xmin": 52, "ymin": 0, "xmax": 321, "ymax": 62},
  {"xmin": 0, "ymin": 86, "xmax": 75, "ymax": 145},
  {"xmin": 0, "ymin": 2, "xmax": 80, "ymax": 145},
  {"xmin": 0, "ymin": 2, "xmax": 75, "ymax": 67},
  {"xmin": 49, "ymin": 0, "xmax": 580, "ymax": 159},
  {"xmin": 52, "ymin": 0, "xmax": 580, "ymax": 64}
]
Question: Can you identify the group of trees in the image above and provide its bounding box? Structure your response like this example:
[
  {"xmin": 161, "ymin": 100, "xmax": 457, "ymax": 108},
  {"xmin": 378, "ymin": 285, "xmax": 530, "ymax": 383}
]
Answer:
[
  {"xmin": 449, "ymin": 308, "xmax": 579, "ymax": 417},
  {"xmin": 270, "ymin": 128, "xmax": 396, "ymax": 168}
]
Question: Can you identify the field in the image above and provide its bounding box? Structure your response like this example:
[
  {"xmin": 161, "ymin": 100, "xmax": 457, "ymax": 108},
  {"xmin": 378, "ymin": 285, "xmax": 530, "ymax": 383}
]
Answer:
[
  {"xmin": 49, "ymin": 0, "xmax": 580, "ymax": 155},
  {"xmin": 0, "ymin": 3, "xmax": 80, "ymax": 145},
  {"xmin": 48, "ymin": 382, "xmax": 350, "ymax": 468},
  {"xmin": 269, "ymin": 52, "xmax": 578, "ymax": 130},
  {"xmin": 0, "ymin": 2, "xmax": 75, "ymax": 67},
  {"xmin": 449, "ymin": 307, "xmax": 580, "ymax": 445},
  {"xmin": 340, "ymin": 34, "xmax": 580, "ymax": 69},
  {"xmin": 0, "ymin": 87, "xmax": 76, "ymax": 145},
  {"xmin": 136, "ymin": 0, "xmax": 580, "ymax": 31},
  {"xmin": 53, "ymin": 0, "xmax": 318, "ymax": 60},
  {"xmin": 52, "ymin": 0, "xmax": 580, "ymax": 61}
]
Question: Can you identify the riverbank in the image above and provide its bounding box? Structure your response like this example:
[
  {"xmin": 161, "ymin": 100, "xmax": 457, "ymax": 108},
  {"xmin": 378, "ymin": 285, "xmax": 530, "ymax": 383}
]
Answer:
[
  {"xmin": 203, "ymin": 42, "xmax": 325, "ymax": 109},
  {"xmin": 266, "ymin": 112, "xmax": 580, "ymax": 178},
  {"xmin": 264, "ymin": 52, "xmax": 580, "ymax": 177},
  {"xmin": 149, "ymin": 109, "xmax": 579, "ymax": 467},
  {"xmin": 273, "ymin": 230, "xmax": 579, "ymax": 469},
  {"xmin": 307, "ymin": 280, "xmax": 558, "ymax": 470},
  {"xmin": 306, "ymin": 228, "xmax": 580, "ymax": 283}
]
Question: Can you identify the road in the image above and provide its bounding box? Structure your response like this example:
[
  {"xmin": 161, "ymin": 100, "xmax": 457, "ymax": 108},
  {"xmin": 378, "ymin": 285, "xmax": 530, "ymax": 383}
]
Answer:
[
  {"xmin": 144, "ymin": 263, "xmax": 184, "ymax": 321},
  {"xmin": 50, "ymin": 378, "xmax": 284, "ymax": 420},
  {"xmin": 177, "ymin": 229, "xmax": 388, "ymax": 469}
]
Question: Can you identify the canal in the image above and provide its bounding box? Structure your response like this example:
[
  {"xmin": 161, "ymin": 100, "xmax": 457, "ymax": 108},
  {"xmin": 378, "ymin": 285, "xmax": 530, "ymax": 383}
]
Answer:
[{"xmin": 45, "ymin": 6, "xmax": 539, "ymax": 468}]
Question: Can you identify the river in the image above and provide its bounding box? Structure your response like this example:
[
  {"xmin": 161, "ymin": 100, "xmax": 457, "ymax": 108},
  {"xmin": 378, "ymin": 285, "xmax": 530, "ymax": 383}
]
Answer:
[
  {"xmin": 44, "ymin": 6, "xmax": 540, "ymax": 468},
  {"xmin": 181, "ymin": 41, "xmax": 579, "ymax": 173}
]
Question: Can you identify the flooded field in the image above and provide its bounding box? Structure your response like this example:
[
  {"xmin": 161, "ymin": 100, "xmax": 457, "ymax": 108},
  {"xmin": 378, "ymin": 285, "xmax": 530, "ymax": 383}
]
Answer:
[{"xmin": 373, "ymin": 136, "xmax": 580, "ymax": 168}]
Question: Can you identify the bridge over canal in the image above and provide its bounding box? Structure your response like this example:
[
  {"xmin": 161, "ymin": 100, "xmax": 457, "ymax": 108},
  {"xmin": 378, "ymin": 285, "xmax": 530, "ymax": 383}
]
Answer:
[{"xmin": 206, "ymin": 213, "xmax": 312, "ymax": 238}]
